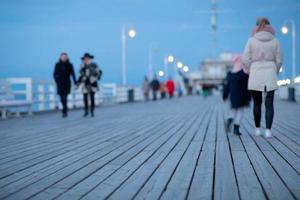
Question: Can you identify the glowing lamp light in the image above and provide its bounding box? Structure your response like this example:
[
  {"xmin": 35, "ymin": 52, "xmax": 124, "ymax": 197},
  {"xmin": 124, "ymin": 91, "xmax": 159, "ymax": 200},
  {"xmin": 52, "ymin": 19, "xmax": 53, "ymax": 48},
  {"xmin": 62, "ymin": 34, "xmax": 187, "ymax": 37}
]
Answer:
[
  {"xmin": 128, "ymin": 29, "xmax": 136, "ymax": 38},
  {"xmin": 167, "ymin": 55, "xmax": 174, "ymax": 63},
  {"xmin": 183, "ymin": 65, "xmax": 189, "ymax": 72},
  {"xmin": 281, "ymin": 26, "xmax": 288, "ymax": 35},
  {"xmin": 177, "ymin": 62, "xmax": 183, "ymax": 68},
  {"xmin": 158, "ymin": 70, "xmax": 165, "ymax": 77}
]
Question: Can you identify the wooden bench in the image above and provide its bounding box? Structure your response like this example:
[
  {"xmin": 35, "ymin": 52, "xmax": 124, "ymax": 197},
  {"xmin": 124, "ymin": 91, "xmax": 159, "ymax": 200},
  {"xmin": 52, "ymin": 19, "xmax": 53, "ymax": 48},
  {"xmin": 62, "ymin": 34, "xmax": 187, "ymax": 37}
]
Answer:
[{"xmin": 0, "ymin": 100, "xmax": 32, "ymax": 119}]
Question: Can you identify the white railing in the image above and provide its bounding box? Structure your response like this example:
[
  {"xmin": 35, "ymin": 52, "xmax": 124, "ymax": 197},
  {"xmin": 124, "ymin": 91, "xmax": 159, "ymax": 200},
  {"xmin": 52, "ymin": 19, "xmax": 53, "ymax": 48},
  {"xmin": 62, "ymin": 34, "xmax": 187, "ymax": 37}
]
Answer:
[
  {"xmin": 276, "ymin": 83, "xmax": 300, "ymax": 102},
  {"xmin": 0, "ymin": 78, "xmax": 144, "ymax": 116},
  {"xmin": 0, "ymin": 78, "xmax": 33, "ymax": 118}
]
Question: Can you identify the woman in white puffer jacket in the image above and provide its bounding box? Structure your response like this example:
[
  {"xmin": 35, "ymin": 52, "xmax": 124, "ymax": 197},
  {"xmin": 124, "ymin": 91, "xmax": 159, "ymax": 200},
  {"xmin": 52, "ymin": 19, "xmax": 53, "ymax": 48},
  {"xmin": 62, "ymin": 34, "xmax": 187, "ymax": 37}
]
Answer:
[{"xmin": 243, "ymin": 17, "xmax": 283, "ymax": 138}]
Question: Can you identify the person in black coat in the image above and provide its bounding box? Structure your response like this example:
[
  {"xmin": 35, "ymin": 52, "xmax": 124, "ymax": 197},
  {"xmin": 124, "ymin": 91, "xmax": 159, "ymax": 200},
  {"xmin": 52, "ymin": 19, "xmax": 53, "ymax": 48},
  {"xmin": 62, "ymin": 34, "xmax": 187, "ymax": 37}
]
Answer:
[
  {"xmin": 150, "ymin": 76, "xmax": 160, "ymax": 101},
  {"xmin": 223, "ymin": 55, "xmax": 250, "ymax": 135},
  {"xmin": 53, "ymin": 53, "xmax": 77, "ymax": 117}
]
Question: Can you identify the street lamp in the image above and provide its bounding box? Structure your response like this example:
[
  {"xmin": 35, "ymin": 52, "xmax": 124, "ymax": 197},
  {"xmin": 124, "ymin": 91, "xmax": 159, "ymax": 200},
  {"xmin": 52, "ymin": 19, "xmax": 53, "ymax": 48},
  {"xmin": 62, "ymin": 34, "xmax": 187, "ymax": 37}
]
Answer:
[
  {"xmin": 148, "ymin": 43, "xmax": 159, "ymax": 79},
  {"xmin": 281, "ymin": 19, "xmax": 297, "ymax": 101},
  {"xmin": 158, "ymin": 70, "xmax": 165, "ymax": 77},
  {"xmin": 121, "ymin": 25, "xmax": 136, "ymax": 85},
  {"xmin": 167, "ymin": 55, "xmax": 175, "ymax": 63},
  {"xmin": 281, "ymin": 19, "xmax": 297, "ymax": 82},
  {"xmin": 183, "ymin": 65, "xmax": 189, "ymax": 72},
  {"xmin": 177, "ymin": 62, "xmax": 183, "ymax": 69},
  {"xmin": 128, "ymin": 29, "xmax": 136, "ymax": 38},
  {"xmin": 164, "ymin": 55, "xmax": 174, "ymax": 80}
]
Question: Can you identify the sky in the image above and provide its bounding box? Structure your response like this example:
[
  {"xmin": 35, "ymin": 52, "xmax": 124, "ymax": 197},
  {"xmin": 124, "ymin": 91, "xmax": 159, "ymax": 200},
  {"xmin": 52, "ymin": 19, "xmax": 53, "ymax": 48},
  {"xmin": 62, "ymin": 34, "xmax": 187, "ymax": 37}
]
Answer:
[{"xmin": 0, "ymin": 0, "xmax": 299, "ymax": 85}]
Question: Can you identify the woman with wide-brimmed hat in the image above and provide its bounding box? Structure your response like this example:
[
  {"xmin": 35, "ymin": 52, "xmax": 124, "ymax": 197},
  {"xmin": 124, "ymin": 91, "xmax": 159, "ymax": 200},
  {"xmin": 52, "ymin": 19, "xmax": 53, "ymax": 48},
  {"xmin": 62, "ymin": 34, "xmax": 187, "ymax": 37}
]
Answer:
[{"xmin": 77, "ymin": 53, "xmax": 102, "ymax": 117}]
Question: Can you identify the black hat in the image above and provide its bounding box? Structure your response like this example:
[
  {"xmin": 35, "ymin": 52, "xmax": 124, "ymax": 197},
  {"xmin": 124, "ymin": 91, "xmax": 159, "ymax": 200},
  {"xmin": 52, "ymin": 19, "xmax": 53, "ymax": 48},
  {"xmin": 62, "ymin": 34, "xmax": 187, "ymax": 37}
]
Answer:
[{"xmin": 81, "ymin": 53, "xmax": 94, "ymax": 60}]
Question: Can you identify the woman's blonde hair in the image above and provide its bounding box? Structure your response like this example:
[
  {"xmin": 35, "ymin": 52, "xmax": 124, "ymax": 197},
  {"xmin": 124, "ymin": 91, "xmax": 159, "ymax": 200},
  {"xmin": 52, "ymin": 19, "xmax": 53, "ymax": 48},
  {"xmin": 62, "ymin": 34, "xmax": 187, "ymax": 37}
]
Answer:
[{"xmin": 256, "ymin": 17, "xmax": 270, "ymax": 31}]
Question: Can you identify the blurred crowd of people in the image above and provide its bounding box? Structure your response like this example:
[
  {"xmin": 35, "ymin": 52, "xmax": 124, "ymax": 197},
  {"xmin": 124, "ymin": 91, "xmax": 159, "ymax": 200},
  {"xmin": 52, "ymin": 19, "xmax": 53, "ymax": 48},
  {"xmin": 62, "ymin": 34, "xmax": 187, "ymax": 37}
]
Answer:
[{"xmin": 142, "ymin": 76, "xmax": 176, "ymax": 101}]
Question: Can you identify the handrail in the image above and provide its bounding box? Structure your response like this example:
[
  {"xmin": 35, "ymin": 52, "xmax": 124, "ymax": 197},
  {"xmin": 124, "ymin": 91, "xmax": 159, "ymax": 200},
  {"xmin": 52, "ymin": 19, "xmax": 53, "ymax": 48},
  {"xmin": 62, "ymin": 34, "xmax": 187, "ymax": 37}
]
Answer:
[{"xmin": 0, "ymin": 78, "xmax": 144, "ymax": 113}]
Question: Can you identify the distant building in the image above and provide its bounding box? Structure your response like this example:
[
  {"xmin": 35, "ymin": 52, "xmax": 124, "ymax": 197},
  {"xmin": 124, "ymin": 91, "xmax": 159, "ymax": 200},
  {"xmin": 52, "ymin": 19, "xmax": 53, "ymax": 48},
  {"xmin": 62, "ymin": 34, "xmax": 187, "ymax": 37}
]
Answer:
[{"xmin": 191, "ymin": 53, "xmax": 234, "ymax": 86}]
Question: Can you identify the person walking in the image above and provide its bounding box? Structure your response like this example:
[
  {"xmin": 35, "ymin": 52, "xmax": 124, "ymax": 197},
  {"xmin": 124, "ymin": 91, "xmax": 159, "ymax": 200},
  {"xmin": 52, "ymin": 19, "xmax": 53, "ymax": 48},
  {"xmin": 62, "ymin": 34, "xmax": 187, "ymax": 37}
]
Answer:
[
  {"xmin": 77, "ymin": 53, "xmax": 102, "ymax": 117},
  {"xmin": 166, "ymin": 77, "xmax": 176, "ymax": 98},
  {"xmin": 223, "ymin": 55, "xmax": 250, "ymax": 135},
  {"xmin": 150, "ymin": 76, "xmax": 160, "ymax": 101},
  {"xmin": 243, "ymin": 17, "xmax": 283, "ymax": 137},
  {"xmin": 159, "ymin": 81, "xmax": 167, "ymax": 99},
  {"xmin": 53, "ymin": 53, "xmax": 77, "ymax": 118},
  {"xmin": 142, "ymin": 76, "xmax": 150, "ymax": 101}
]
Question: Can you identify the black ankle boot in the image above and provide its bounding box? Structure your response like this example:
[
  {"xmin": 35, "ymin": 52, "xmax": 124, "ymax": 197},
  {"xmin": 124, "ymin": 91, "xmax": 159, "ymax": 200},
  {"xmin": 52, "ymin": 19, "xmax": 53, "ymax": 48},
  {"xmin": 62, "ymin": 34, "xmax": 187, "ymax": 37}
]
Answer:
[
  {"xmin": 233, "ymin": 125, "xmax": 241, "ymax": 135},
  {"xmin": 83, "ymin": 110, "xmax": 88, "ymax": 117},
  {"xmin": 225, "ymin": 118, "xmax": 233, "ymax": 133},
  {"xmin": 91, "ymin": 110, "xmax": 94, "ymax": 117}
]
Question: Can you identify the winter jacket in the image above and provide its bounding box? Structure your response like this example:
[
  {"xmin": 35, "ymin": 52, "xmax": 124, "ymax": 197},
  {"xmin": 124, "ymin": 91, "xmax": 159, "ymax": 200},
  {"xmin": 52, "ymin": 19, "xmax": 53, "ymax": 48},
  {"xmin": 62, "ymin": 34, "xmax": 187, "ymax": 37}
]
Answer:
[
  {"xmin": 223, "ymin": 70, "xmax": 250, "ymax": 109},
  {"xmin": 78, "ymin": 63, "xmax": 101, "ymax": 94},
  {"xmin": 53, "ymin": 61, "xmax": 76, "ymax": 95},
  {"xmin": 150, "ymin": 79, "xmax": 160, "ymax": 91},
  {"xmin": 243, "ymin": 31, "xmax": 283, "ymax": 92},
  {"xmin": 166, "ymin": 80, "xmax": 175, "ymax": 95}
]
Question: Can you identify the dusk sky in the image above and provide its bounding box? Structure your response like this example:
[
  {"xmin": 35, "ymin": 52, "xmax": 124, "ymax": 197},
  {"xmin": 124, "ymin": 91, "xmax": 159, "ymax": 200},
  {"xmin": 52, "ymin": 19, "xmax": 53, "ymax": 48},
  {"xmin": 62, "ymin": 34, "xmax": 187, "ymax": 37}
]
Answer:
[{"xmin": 0, "ymin": 0, "xmax": 299, "ymax": 85}]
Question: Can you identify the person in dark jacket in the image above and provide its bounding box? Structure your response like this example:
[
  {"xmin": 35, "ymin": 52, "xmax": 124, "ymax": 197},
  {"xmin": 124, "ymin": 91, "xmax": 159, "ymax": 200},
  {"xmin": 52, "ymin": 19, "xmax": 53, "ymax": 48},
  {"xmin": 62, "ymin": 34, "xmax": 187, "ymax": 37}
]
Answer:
[
  {"xmin": 53, "ymin": 53, "xmax": 76, "ymax": 118},
  {"xmin": 223, "ymin": 55, "xmax": 250, "ymax": 135},
  {"xmin": 77, "ymin": 53, "xmax": 102, "ymax": 117},
  {"xmin": 150, "ymin": 76, "xmax": 160, "ymax": 101}
]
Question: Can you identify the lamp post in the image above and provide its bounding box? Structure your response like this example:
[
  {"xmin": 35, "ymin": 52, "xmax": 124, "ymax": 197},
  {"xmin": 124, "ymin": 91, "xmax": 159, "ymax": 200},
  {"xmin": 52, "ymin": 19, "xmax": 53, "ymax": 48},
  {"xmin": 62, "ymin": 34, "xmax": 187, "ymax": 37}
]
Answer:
[
  {"xmin": 121, "ymin": 25, "xmax": 136, "ymax": 85},
  {"xmin": 281, "ymin": 20, "xmax": 297, "ymax": 101},
  {"xmin": 281, "ymin": 19, "xmax": 297, "ymax": 82},
  {"xmin": 164, "ymin": 55, "xmax": 174, "ymax": 80},
  {"xmin": 148, "ymin": 43, "xmax": 159, "ymax": 79}
]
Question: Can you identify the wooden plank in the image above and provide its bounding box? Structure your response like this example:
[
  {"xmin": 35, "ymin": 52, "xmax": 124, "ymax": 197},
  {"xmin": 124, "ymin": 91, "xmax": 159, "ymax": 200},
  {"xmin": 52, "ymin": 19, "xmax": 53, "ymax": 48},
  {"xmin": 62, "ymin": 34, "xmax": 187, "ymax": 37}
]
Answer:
[
  {"xmin": 0, "ymin": 116, "xmax": 171, "ymax": 199},
  {"xmin": 241, "ymin": 116, "xmax": 295, "ymax": 200},
  {"xmin": 132, "ymin": 111, "xmax": 209, "ymax": 200},
  {"xmin": 32, "ymin": 114, "xmax": 186, "ymax": 200},
  {"xmin": 221, "ymin": 106, "xmax": 266, "ymax": 200},
  {"xmin": 213, "ymin": 107, "xmax": 239, "ymax": 200},
  {"xmin": 2, "ymin": 115, "xmax": 177, "ymax": 199},
  {"xmin": 187, "ymin": 107, "xmax": 217, "ymax": 200}
]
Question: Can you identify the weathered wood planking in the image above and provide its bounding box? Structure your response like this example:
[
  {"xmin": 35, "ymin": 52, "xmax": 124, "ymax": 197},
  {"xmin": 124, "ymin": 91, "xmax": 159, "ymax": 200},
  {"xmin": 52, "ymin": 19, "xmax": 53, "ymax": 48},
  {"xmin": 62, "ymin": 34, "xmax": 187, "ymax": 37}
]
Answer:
[{"xmin": 0, "ymin": 96, "xmax": 299, "ymax": 200}]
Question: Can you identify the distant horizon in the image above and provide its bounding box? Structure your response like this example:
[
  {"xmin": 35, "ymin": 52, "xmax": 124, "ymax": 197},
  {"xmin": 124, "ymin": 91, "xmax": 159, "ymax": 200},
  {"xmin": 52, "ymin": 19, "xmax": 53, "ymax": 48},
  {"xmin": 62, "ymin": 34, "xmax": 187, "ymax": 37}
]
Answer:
[{"xmin": 0, "ymin": 0, "xmax": 299, "ymax": 85}]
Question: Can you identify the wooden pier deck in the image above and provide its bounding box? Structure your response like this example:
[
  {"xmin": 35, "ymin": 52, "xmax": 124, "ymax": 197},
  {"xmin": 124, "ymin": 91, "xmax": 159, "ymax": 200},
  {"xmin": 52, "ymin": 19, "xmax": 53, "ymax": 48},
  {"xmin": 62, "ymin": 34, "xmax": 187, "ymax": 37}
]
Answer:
[{"xmin": 0, "ymin": 96, "xmax": 300, "ymax": 200}]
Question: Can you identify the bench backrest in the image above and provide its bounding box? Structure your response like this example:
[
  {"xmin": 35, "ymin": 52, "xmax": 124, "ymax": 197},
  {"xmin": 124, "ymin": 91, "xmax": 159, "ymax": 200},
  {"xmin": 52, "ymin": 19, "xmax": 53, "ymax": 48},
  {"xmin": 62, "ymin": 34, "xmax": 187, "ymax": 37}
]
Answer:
[{"xmin": 0, "ymin": 78, "xmax": 32, "ymax": 103}]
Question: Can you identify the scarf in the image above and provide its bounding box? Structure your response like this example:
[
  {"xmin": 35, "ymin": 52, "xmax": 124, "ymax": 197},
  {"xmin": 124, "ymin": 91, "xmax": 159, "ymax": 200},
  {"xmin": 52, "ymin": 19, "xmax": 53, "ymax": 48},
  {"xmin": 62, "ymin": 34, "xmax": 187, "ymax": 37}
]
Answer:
[{"xmin": 252, "ymin": 25, "xmax": 275, "ymax": 36}]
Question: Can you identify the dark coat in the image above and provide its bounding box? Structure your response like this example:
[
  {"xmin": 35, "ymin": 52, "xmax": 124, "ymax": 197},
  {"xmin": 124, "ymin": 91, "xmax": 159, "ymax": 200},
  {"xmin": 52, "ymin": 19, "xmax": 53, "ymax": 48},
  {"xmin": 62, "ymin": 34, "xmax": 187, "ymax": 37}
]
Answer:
[
  {"xmin": 150, "ymin": 79, "xmax": 160, "ymax": 91},
  {"xmin": 53, "ymin": 61, "xmax": 76, "ymax": 95},
  {"xmin": 223, "ymin": 70, "xmax": 250, "ymax": 108}
]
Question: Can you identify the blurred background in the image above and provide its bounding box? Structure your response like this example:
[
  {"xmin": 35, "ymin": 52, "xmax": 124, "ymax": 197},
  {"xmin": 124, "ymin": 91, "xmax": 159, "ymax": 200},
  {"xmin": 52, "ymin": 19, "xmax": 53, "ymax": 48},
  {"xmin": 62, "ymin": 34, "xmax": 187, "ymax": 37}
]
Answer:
[{"xmin": 0, "ymin": 0, "xmax": 299, "ymax": 85}]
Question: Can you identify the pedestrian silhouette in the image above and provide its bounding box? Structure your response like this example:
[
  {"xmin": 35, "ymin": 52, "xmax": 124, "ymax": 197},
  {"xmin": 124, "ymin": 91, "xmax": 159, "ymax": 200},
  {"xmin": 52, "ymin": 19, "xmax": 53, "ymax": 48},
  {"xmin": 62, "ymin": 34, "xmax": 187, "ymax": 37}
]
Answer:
[
  {"xmin": 223, "ymin": 55, "xmax": 250, "ymax": 135},
  {"xmin": 159, "ymin": 81, "xmax": 167, "ymax": 99},
  {"xmin": 150, "ymin": 76, "xmax": 160, "ymax": 101},
  {"xmin": 243, "ymin": 17, "xmax": 283, "ymax": 137},
  {"xmin": 166, "ymin": 77, "xmax": 176, "ymax": 98},
  {"xmin": 77, "ymin": 53, "xmax": 102, "ymax": 117},
  {"xmin": 53, "ymin": 53, "xmax": 77, "ymax": 118},
  {"xmin": 142, "ymin": 76, "xmax": 150, "ymax": 101}
]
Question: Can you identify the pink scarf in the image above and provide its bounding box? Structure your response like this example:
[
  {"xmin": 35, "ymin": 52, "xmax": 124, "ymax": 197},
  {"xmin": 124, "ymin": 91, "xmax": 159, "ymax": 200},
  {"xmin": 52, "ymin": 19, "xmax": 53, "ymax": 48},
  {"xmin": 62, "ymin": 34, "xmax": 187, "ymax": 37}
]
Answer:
[{"xmin": 252, "ymin": 25, "xmax": 275, "ymax": 36}]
